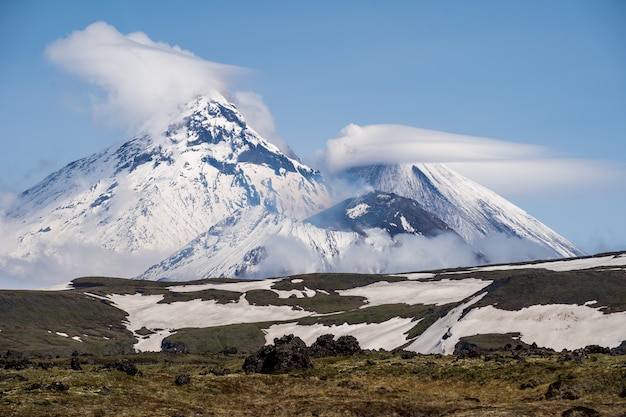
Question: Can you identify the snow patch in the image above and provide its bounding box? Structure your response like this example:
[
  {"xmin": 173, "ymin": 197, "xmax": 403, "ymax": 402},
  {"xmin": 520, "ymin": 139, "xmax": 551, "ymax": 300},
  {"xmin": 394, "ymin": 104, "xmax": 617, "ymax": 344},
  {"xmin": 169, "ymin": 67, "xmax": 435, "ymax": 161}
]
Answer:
[
  {"xmin": 445, "ymin": 304, "xmax": 626, "ymax": 353},
  {"xmin": 135, "ymin": 329, "xmax": 176, "ymax": 352},
  {"xmin": 393, "ymin": 272, "xmax": 436, "ymax": 280},
  {"xmin": 399, "ymin": 215, "xmax": 415, "ymax": 233},
  {"xmin": 72, "ymin": 336, "xmax": 83, "ymax": 343},
  {"xmin": 106, "ymin": 292, "xmax": 313, "ymax": 352},
  {"xmin": 346, "ymin": 203, "xmax": 370, "ymax": 219},
  {"xmin": 167, "ymin": 279, "xmax": 279, "ymax": 293},
  {"xmin": 263, "ymin": 317, "xmax": 417, "ymax": 350},
  {"xmin": 467, "ymin": 254, "xmax": 626, "ymax": 273},
  {"xmin": 56, "ymin": 332, "xmax": 69, "ymax": 337},
  {"xmin": 275, "ymin": 287, "xmax": 317, "ymax": 299},
  {"xmin": 337, "ymin": 278, "xmax": 491, "ymax": 307},
  {"xmin": 405, "ymin": 293, "xmax": 488, "ymax": 354}
]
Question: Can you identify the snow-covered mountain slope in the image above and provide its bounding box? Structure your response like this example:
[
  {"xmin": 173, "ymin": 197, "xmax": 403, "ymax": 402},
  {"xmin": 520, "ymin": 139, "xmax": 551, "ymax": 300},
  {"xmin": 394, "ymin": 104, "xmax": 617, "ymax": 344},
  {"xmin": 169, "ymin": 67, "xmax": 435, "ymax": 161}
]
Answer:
[
  {"xmin": 305, "ymin": 191, "xmax": 458, "ymax": 238},
  {"xmin": 137, "ymin": 204, "xmax": 479, "ymax": 281},
  {"xmin": 3, "ymin": 96, "xmax": 330, "ymax": 280},
  {"xmin": 341, "ymin": 163, "xmax": 583, "ymax": 260},
  {"xmin": 137, "ymin": 206, "xmax": 357, "ymax": 280}
]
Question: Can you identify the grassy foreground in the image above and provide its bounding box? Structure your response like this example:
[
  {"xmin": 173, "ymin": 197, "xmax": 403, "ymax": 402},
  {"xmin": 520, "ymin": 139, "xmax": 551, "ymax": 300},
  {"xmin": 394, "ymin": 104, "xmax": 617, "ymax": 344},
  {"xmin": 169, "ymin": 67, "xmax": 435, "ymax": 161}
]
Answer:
[{"xmin": 1, "ymin": 349, "xmax": 625, "ymax": 416}]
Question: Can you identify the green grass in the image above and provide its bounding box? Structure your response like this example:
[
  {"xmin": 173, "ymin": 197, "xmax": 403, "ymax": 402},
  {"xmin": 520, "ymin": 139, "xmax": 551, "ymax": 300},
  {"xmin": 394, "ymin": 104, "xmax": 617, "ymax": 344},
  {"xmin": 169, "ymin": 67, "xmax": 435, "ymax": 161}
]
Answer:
[
  {"xmin": 469, "ymin": 269, "xmax": 626, "ymax": 313},
  {"xmin": 269, "ymin": 272, "xmax": 406, "ymax": 292},
  {"xmin": 0, "ymin": 349, "xmax": 624, "ymax": 416},
  {"xmin": 0, "ymin": 290, "xmax": 134, "ymax": 356},
  {"xmin": 245, "ymin": 289, "xmax": 367, "ymax": 313},
  {"xmin": 162, "ymin": 323, "xmax": 268, "ymax": 354},
  {"xmin": 158, "ymin": 288, "xmax": 242, "ymax": 304}
]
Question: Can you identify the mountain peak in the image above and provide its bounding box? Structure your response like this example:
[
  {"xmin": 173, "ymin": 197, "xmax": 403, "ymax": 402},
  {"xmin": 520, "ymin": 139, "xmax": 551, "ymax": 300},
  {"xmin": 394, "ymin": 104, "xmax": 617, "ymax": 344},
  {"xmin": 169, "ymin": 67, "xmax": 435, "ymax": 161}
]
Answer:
[
  {"xmin": 340, "ymin": 162, "xmax": 583, "ymax": 260},
  {"xmin": 3, "ymin": 96, "xmax": 331, "ymax": 282}
]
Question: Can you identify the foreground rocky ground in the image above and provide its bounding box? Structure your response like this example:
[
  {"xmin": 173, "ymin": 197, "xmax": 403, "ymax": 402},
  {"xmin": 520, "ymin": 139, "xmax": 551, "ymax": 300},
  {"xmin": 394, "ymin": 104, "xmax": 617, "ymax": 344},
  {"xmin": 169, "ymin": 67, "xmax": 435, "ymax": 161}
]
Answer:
[{"xmin": 1, "ymin": 341, "xmax": 625, "ymax": 417}]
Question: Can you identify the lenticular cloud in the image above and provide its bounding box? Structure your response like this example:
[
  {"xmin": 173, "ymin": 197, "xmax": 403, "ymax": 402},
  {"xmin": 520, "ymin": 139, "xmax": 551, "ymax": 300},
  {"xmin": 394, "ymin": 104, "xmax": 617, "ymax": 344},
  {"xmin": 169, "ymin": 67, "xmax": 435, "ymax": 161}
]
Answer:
[
  {"xmin": 321, "ymin": 123, "xmax": 544, "ymax": 174},
  {"xmin": 45, "ymin": 21, "xmax": 246, "ymax": 133},
  {"xmin": 319, "ymin": 123, "xmax": 625, "ymax": 198}
]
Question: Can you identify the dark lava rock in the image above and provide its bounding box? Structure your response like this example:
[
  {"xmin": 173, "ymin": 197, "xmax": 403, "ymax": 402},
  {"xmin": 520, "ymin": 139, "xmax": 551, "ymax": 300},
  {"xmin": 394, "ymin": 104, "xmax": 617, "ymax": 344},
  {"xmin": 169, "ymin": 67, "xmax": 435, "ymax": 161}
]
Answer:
[
  {"xmin": 454, "ymin": 341, "xmax": 482, "ymax": 359},
  {"xmin": 545, "ymin": 379, "xmax": 581, "ymax": 400},
  {"xmin": 400, "ymin": 350, "xmax": 417, "ymax": 360},
  {"xmin": 610, "ymin": 340, "xmax": 626, "ymax": 355},
  {"xmin": 337, "ymin": 380, "xmax": 364, "ymax": 390},
  {"xmin": 220, "ymin": 346, "xmax": 238, "ymax": 355},
  {"xmin": 26, "ymin": 382, "xmax": 44, "ymax": 391},
  {"xmin": 519, "ymin": 379, "xmax": 539, "ymax": 390},
  {"xmin": 243, "ymin": 334, "xmax": 312, "ymax": 374},
  {"xmin": 174, "ymin": 374, "xmax": 191, "ymax": 386},
  {"xmin": 70, "ymin": 356, "xmax": 82, "ymax": 371},
  {"xmin": 561, "ymin": 406, "xmax": 600, "ymax": 417},
  {"xmin": 105, "ymin": 359, "xmax": 139, "ymax": 376},
  {"xmin": 308, "ymin": 334, "xmax": 361, "ymax": 358},
  {"xmin": 161, "ymin": 340, "xmax": 189, "ymax": 354},
  {"xmin": 47, "ymin": 381, "xmax": 69, "ymax": 392}
]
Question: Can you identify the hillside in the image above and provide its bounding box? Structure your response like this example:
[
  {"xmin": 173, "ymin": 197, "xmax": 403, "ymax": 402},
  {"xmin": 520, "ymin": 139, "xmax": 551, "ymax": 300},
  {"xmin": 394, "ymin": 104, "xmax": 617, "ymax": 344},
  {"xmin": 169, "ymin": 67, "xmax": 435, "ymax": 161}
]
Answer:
[{"xmin": 1, "ymin": 251, "xmax": 624, "ymax": 357}]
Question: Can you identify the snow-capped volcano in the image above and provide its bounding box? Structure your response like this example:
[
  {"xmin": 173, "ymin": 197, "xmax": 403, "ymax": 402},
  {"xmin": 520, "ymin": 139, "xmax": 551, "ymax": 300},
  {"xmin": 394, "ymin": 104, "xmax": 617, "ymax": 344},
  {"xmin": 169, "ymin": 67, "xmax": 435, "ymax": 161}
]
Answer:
[
  {"xmin": 2, "ymin": 95, "xmax": 584, "ymax": 286},
  {"xmin": 3, "ymin": 96, "xmax": 330, "ymax": 280},
  {"xmin": 340, "ymin": 163, "xmax": 583, "ymax": 260}
]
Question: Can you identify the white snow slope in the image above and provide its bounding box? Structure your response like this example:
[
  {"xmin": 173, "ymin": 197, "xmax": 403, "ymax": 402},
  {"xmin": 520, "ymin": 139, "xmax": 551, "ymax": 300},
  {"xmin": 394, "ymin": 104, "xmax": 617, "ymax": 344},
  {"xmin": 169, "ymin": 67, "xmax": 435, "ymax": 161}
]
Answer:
[
  {"xmin": 344, "ymin": 163, "xmax": 583, "ymax": 260},
  {"xmin": 136, "ymin": 206, "xmax": 480, "ymax": 281},
  {"xmin": 2, "ymin": 96, "xmax": 330, "ymax": 281},
  {"xmin": 99, "ymin": 251, "xmax": 626, "ymax": 353}
]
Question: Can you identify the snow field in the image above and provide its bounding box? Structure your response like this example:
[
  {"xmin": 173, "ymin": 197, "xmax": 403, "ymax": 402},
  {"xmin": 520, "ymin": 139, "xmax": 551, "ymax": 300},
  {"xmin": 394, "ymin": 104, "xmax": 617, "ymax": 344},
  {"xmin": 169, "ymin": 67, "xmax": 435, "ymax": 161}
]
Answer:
[
  {"xmin": 445, "ymin": 304, "xmax": 626, "ymax": 353},
  {"xmin": 467, "ymin": 253, "xmax": 626, "ymax": 273},
  {"xmin": 106, "ymin": 292, "xmax": 314, "ymax": 351},
  {"xmin": 263, "ymin": 317, "xmax": 418, "ymax": 351},
  {"xmin": 337, "ymin": 278, "xmax": 492, "ymax": 307}
]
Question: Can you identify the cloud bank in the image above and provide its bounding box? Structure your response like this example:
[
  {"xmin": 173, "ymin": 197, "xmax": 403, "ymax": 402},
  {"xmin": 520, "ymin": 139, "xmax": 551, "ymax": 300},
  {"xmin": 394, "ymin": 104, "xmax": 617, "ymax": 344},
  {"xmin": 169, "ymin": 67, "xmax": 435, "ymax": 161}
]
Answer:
[
  {"xmin": 320, "ymin": 123, "xmax": 625, "ymax": 198},
  {"xmin": 250, "ymin": 228, "xmax": 555, "ymax": 280}
]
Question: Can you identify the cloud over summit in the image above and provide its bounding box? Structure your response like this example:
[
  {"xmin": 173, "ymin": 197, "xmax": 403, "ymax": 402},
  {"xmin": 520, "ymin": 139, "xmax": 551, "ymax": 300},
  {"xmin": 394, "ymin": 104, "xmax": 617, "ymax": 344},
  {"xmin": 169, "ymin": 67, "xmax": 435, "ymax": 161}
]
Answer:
[
  {"xmin": 46, "ymin": 22, "xmax": 245, "ymax": 131},
  {"xmin": 320, "ymin": 123, "xmax": 626, "ymax": 198}
]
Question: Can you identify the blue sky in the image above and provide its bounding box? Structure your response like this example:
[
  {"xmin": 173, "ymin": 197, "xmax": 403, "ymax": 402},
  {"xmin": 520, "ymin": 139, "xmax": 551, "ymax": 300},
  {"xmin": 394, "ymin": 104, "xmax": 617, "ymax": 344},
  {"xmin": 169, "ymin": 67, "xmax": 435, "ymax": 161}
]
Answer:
[{"xmin": 1, "ymin": 0, "xmax": 625, "ymax": 253}]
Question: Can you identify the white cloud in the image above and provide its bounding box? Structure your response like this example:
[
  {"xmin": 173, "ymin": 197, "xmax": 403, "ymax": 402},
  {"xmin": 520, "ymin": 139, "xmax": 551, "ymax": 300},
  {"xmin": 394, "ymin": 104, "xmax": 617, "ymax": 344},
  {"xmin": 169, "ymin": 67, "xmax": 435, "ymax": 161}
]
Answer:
[
  {"xmin": 45, "ymin": 22, "xmax": 271, "ymax": 140},
  {"xmin": 320, "ymin": 123, "xmax": 626, "ymax": 198},
  {"xmin": 321, "ymin": 124, "xmax": 545, "ymax": 173},
  {"xmin": 448, "ymin": 159, "xmax": 626, "ymax": 198}
]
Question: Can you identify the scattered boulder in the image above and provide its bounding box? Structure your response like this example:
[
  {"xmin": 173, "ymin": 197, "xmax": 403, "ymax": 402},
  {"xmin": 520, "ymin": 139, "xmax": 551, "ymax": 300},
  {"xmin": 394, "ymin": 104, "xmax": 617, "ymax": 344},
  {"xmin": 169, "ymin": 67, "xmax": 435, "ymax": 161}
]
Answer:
[
  {"xmin": 561, "ymin": 406, "xmax": 600, "ymax": 417},
  {"xmin": 454, "ymin": 341, "xmax": 482, "ymax": 359},
  {"xmin": 105, "ymin": 359, "xmax": 139, "ymax": 376},
  {"xmin": 610, "ymin": 340, "xmax": 626, "ymax": 355},
  {"xmin": 26, "ymin": 382, "xmax": 44, "ymax": 391},
  {"xmin": 400, "ymin": 350, "xmax": 417, "ymax": 360},
  {"xmin": 545, "ymin": 379, "xmax": 581, "ymax": 400},
  {"xmin": 161, "ymin": 340, "xmax": 189, "ymax": 354},
  {"xmin": 209, "ymin": 368, "xmax": 231, "ymax": 376},
  {"xmin": 337, "ymin": 380, "xmax": 363, "ymax": 390},
  {"xmin": 220, "ymin": 346, "xmax": 238, "ymax": 355},
  {"xmin": 3, "ymin": 354, "xmax": 30, "ymax": 370},
  {"xmin": 519, "ymin": 379, "xmax": 539, "ymax": 390},
  {"xmin": 174, "ymin": 374, "xmax": 191, "ymax": 386},
  {"xmin": 47, "ymin": 381, "xmax": 69, "ymax": 392},
  {"xmin": 70, "ymin": 356, "xmax": 82, "ymax": 371},
  {"xmin": 308, "ymin": 334, "xmax": 361, "ymax": 358},
  {"xmin": 243, "ymin": 334, "xmax": 312, "ymax": 374},
  {"xmin": 583, "ymin": 345, "xmax": 610, "ymax": 355}
]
